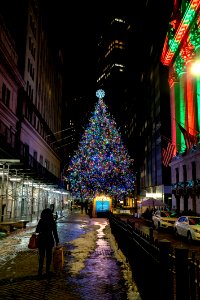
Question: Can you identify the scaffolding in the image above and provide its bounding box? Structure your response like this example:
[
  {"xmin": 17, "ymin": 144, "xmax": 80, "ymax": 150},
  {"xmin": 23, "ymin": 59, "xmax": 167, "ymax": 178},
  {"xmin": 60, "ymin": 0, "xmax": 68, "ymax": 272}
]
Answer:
[{"xmin": 0, "ymin": 161, "xmax": 69, "ymax": 222}]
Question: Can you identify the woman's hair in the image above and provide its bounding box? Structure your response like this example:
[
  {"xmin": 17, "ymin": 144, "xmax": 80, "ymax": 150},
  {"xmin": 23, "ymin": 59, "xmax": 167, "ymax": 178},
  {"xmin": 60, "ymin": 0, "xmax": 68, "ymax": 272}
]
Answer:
[{"xmin": 41, "ymin": 208, "xmax": 53, "ymax": 220}]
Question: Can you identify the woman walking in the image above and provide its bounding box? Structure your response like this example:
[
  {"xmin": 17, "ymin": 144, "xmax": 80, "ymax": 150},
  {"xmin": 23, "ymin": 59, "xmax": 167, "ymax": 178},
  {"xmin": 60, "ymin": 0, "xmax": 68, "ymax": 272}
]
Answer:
[{"xmin": 36, "ymin": 208, "xmax": 59, "ymax": 278}]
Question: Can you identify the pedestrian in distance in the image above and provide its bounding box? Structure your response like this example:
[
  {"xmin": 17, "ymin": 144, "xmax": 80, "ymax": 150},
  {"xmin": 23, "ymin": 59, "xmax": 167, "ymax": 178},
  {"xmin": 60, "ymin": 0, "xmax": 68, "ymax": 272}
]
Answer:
[
  {"xmin": 70, "ymin": 201, "xmax": 73, "ymax": 211},
  {"xmin": 80, "ymin": 201, "xmax": 84, "ymax": 213},
  {"xmin": 84, "ymin": 199, "xmax": 88, "ymax": 214},
  {"xmin": 88, "ymin": 201, "xmax": 93, "ymax": 218},
  {"xmin": 36, "ymin": 208, "xmax": 59, "ymax": 279}
]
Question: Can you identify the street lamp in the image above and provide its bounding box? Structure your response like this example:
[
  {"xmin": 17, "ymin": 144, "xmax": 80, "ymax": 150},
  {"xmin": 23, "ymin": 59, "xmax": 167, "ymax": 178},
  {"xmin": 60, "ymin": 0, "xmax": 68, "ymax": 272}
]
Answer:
[{"xmin": 190, "ymin": 61, "xmax": 200, "ymax": 76}]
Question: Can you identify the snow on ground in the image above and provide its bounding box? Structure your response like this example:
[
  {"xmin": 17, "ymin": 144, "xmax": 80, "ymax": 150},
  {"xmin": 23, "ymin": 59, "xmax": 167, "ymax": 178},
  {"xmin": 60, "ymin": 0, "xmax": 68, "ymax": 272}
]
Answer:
[
  {"xmin": 67, "ymin": 224, "xmax": 99, "ymax": 275},
  {"xmin": 104, "ymin": 225, "xmax": 142, "ymax": 300},
  {"xmin": 0, "ymin": 227, "xmax": 35, "ymax": 266},
  {"xmin": 67, "ymin": 220, "xmax": 141, "ymax": 300},
  {"xmin": 0, "ymin": 216, "xmax": 141, "ymax": 300}
]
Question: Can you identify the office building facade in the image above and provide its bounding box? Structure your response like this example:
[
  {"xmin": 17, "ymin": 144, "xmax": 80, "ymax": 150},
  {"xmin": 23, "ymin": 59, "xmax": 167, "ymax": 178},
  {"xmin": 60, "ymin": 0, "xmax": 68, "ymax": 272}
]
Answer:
[{"xmin": 0, "ymin": 0, "xmax": 68, "ymax": 222}]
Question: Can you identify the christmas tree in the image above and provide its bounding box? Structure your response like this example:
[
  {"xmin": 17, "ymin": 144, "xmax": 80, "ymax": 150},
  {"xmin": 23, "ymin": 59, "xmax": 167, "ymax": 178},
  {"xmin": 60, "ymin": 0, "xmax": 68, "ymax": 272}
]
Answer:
[{"xmin": 67, "ymin": 89, "xmax": 135, "ymax": 200}]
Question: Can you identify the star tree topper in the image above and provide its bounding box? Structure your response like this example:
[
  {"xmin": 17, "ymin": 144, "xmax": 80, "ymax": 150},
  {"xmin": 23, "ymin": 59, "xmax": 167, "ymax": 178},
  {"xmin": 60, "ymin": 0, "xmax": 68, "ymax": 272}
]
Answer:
[{"xmin": 96, "ymin": 89, "xmax": 105, "ymax": 99}]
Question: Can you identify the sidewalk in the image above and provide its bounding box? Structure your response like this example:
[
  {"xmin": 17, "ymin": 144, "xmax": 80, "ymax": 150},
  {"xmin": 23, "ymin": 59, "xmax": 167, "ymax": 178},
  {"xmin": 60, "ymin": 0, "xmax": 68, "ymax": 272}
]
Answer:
[
  {"xmin": 0, "ymin": 211, "xmax": 78, "ymax": 299},
  {"xmin": 0, "ymin": 210, "xmax": 141, "ymax": 300}
]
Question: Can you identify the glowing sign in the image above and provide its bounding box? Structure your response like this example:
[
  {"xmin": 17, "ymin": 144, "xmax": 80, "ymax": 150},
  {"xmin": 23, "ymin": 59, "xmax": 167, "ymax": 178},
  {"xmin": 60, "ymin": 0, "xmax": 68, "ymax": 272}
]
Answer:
[
  {"xmin": 96, "ymin": 200, "xmax": 110, "ymax": 212},
  {"xmin": 146, "ymin": 193, "xmax": 162, "ymax": 198},
  {"xmin": 94, "ymin": 195, "xmax": 112, "ymax": 213}
]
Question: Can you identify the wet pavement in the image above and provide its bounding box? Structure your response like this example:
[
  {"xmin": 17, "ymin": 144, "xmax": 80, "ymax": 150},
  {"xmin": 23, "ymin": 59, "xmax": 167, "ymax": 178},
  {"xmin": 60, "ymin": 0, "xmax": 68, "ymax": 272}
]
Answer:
[{"xmin": 0, "ymin": 210, "xmax": 141, "ymax": 299}]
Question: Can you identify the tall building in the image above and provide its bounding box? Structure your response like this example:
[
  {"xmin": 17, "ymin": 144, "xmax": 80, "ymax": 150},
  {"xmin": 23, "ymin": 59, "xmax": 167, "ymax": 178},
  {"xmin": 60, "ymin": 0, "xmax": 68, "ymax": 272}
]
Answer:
[
  {"xmin": 96, "ymin": 3, "xmax": 173, "ymax": 210},
  {"xmin": 0, "ymin": 0, "xmax": 68, "ymax": 222},
  {"xmin": 96, "ymin": 16, "xmax": 133, "ymax": 131},
  {"xmin": 161, "ymin": 0, "xmax": 200, "ymax": 213},
  {"xmin": 131, "ymin": 1, "xmax": 173, "ymax": 209}
]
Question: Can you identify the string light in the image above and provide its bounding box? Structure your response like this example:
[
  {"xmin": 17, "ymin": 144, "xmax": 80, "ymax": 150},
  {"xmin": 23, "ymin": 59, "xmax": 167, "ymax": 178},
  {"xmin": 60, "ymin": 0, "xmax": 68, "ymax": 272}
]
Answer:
[{"xmin": 67, "ymin": 93, "xmax": 135, "ymax": 199}]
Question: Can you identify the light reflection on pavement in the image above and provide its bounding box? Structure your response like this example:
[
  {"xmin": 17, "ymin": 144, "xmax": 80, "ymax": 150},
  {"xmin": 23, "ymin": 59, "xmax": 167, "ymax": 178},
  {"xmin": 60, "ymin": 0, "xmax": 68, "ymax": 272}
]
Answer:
[{"xmin": 66, "ymin": 217, "xmax": 141, "ymax": 300}]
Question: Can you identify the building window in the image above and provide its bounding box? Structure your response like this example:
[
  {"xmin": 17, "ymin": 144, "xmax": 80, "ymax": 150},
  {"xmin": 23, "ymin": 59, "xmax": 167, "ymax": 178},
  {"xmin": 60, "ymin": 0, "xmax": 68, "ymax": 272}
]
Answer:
[
  {"xmin": 6, "ymin": 89, "xmax": 10, "ymax": 107},
  {"xmin": 44, "ymin": 159, "xmax": 49, "ymax": 170},
  {"xmin": 33, "ymin": 151, "xmax": 37, "ymax": 161},
  {"xmin": 33, "ymin": 47, "xmax": 35, "ymax": 59},
  {"xmin": 26, "ymin": 80, "xmax": 29, "ymax": 93},
  {"xmin": 24, "ymin": 144, "xmax": 29, "ymax": 158},
  {"xmin": 175, "ymin": 167, "xmax": 179, "ymax": 183},
  {"xmin": 2, "ymin": 83, "xmax": 6, "ymax": 101},
  {"xmin": 39, "ymin": 155, "xmax": 43, "ymax": 165},
  {"xmin": 28, "ymin": 58, "xmax": 30, "ymax": 72},
  {"xmin": 31, "ymin": 89, "xmax": 33, "ymax": 101},
  {"xmin": 2, "ymin": 83, "xmax": 10, "ymax": 108},
  {"xmin": 29, "ymin": 85, "xmax": 31, "ymax": 98},
  {"xmin": 192, "ymin": 161, "xmax": 196, "ymax": 181},
  {"xmin": 183, "ymin": 165, "xmax": 187, "ymax": 182}
]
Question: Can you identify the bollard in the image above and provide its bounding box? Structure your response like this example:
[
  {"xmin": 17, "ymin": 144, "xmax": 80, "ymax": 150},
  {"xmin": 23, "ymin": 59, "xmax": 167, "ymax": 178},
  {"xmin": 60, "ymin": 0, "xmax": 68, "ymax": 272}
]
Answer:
[
  {"xmin": 149, "ymin": 227, "xmax": 153, "ymax": 242},
  {"xmin": 131, "ymin": 221, "xmax": 135, "ymax": 229},
  {"xmin": 190, "ymin": 252, "xmax": 197, "ymax": 299},
  {"xmin": 159, "ymin": 239, "xmax": 173, "ymax": 300},
  {"xmin": 175, "ymin": 248, "xmax": 189, "ymax": 300}
]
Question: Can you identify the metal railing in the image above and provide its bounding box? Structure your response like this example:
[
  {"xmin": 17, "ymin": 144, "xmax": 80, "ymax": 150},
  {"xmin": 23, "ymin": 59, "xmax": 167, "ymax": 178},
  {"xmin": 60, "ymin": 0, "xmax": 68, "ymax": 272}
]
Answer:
[{"xmin": 108, "ymin": 213, "xmax": 200, "ymax": 300}]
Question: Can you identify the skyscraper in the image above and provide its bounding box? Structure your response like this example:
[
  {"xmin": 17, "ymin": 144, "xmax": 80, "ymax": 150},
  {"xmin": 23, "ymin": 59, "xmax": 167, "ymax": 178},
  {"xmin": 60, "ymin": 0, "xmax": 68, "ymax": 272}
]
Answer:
[
  {"xmin": 96, "ymin": 3, "xmax": 173, "ymax": 209},
  {"xmin": 96, "ymin": 16, "xmax": 134, "ymax": 131}
]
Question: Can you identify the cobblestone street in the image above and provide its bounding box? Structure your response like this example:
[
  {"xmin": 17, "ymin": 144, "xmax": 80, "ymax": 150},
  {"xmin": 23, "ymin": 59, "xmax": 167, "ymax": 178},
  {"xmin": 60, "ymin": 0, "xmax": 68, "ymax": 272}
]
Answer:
[{"xmin": 0, "ymin": 210, "xmax": 141, "ymax": 300}]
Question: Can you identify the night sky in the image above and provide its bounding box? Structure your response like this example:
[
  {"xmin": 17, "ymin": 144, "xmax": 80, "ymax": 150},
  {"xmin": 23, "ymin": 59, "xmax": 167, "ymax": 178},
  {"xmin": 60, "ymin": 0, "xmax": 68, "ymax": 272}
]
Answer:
[
  {"xmin": 1, "ymin": 0, "xmax": 173, "ymax": 102},
  {"xmin": 42, "ymin": 2, "xmax": 96, "ymax": 99},
  {"xmin": 42, "ymin": 0, "xmax": 173, "ymax": 101}
]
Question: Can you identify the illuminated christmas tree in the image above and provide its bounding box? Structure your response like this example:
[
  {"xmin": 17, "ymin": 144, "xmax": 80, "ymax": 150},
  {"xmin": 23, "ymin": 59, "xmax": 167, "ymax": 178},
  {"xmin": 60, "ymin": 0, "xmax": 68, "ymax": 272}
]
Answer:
[{"xmin": 67, "ymin": 89, "xmax": 135, "ymax": 200}]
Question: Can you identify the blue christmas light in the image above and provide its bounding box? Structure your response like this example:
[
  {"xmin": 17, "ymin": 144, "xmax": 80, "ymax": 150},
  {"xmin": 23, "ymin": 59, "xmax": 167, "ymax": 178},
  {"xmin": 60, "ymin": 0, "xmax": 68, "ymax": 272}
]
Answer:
[{"xmin": 67, "ymin": 96, "xmax": 135, "ymax": 199}]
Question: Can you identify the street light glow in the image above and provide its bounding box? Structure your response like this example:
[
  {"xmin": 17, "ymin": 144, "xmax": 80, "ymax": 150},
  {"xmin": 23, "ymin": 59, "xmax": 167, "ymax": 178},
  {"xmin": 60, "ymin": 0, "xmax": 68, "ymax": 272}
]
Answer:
[{"xmin": 190, "ymin": 61, "xmax": 200, "ymax": 76}]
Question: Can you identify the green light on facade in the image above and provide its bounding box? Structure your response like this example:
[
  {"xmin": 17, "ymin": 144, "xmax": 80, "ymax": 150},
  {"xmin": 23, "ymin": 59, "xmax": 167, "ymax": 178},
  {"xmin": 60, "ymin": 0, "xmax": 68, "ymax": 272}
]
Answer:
[
  {"xmin": 179, "ymin": 75, "xmax": 186, "ymax": 148},
  {"xmin": 196, "ymin": 79, "xmax": 200, "ymax": 130}
]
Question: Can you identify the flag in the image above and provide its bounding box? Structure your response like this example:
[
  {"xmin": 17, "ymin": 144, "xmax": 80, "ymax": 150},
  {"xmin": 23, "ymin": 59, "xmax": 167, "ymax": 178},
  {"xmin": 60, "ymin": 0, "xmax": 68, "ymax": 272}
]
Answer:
[
  {"xmin": 162, "ymin": 142, "xmax": 175, "ymax": 167},
  {"xmin": 178, "ymin": 123, "xmax": 198, "ymax": 150}
]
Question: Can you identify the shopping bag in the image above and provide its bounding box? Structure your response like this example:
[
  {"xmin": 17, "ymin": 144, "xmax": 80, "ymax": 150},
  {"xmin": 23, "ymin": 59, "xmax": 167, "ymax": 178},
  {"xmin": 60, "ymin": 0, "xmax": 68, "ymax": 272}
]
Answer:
[
  {"xmin": 28, "ymin": 233, "xmax": 39, "ymax": 249},
  {"xmin": 53, "ymin": 246, "xmax": 64, "ymax": 271}
]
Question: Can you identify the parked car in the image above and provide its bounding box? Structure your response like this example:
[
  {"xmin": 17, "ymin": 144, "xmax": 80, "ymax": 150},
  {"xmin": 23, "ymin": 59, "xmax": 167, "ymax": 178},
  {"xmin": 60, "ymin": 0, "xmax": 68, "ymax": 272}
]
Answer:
[
  {"xmin": 174, "ymin": 216, "xmax": 200, "ymax": 242},
  {"xmin": 152, "ymin": 210, "xmax": 178, "ymax": 230}
]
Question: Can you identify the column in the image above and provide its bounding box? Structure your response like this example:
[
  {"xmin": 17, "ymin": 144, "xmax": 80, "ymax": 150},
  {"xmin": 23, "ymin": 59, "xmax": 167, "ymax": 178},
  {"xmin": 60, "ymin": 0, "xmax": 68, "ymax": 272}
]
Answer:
[{"xmin": 186, "ymin": 61, "xmax": 195, "ymax": 133}]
